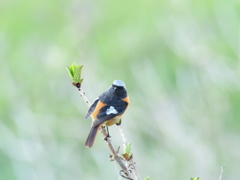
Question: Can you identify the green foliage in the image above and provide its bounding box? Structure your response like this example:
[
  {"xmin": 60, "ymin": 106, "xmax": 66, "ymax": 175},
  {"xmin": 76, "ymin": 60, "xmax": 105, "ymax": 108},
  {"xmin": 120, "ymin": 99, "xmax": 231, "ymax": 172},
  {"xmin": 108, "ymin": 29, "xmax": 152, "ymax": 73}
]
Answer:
[
  {"xmin": 66, "ymin": 63, "xmax": 84, "ymax": 84},
  {"xmin": 191, "ymin": 178, "xmax": 200, "ymax": 180},
  {"xmin": 144, "ymin": 176, "xmax": 151, "ymax": 180},
  {"xmin": 122, "ymin": 143, "xmax": 132, "ymax": 161},
  {"xmin": 124, "ymin": 143, "xmax": 132, "ymax": 155}
]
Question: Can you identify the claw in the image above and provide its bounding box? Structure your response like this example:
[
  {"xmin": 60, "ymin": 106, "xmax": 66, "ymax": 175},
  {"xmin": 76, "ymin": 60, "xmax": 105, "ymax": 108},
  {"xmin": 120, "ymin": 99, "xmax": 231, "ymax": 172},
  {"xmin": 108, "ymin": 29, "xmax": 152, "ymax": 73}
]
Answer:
[{"xmin": 104, "ymin": 134, "xmax": 111, "ymax": 141}]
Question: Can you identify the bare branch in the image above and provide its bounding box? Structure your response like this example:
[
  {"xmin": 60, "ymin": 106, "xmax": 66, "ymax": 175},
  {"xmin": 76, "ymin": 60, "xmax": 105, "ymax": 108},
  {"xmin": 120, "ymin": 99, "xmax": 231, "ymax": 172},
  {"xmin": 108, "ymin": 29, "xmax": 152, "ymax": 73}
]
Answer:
[
  {"xmin": 77, "ymin": 87, "xmax": 91, "ymax": 108},
  {"xmin": 66, "ymin": 63, "xmax": 138, "ymax": 179},
  {"xmin": 118, "ymin": 125, "xmax": 139, "ymax": 180},
  {"xmin": 101, "ymin": 126, "xmax": 132, "ymax": 179}
]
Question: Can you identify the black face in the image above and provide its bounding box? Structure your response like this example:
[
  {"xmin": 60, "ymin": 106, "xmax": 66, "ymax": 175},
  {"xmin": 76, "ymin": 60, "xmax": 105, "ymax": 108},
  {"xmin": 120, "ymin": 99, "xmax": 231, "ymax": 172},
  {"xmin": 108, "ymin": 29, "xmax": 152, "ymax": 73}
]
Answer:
[
  {"xmin": 112, "ymin": 84, "xmax": 124, "ymax": 89},
  {"xmin": 99, "ymin": 85, "xmax": 127, "ymax": 104},
  {"xmin": 111, "ymin": 85, "xmax": 127, "ymax": 98}
]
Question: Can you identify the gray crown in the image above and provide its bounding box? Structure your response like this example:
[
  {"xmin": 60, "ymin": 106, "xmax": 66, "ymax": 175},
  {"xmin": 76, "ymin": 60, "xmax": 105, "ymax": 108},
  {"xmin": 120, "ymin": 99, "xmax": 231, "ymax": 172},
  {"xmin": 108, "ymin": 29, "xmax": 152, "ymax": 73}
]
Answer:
[{"xmin": 112, "ymin": 80, "xmax": 125, "ymax": 87}]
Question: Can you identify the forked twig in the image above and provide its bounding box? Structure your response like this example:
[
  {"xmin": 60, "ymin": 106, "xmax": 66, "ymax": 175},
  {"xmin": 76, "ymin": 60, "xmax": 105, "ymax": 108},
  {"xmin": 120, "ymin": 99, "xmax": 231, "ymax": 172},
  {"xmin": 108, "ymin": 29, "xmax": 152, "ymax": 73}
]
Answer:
[{"xmin": 66, "ymin": 63, "xmax": 139, "ymax": 179}]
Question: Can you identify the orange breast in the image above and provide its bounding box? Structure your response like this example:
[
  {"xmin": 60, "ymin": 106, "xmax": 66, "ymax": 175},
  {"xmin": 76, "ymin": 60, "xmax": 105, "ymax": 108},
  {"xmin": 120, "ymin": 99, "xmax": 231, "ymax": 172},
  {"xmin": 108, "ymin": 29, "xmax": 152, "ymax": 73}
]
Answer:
[{"xmin": 121, "ymin": 96, "xmax": 130, "ymax": 105}]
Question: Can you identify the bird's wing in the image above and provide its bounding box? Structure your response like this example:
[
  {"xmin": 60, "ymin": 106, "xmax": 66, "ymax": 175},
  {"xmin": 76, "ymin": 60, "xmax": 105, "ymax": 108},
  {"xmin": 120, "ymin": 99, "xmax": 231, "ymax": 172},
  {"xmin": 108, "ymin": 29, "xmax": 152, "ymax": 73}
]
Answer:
[
  {"xmin": 85, "ymin": 98, "xmax": 99, "ymax": 119},
  {"xmin": 92, "ymin": 100, "xmax": 128, "ymax": 127}
]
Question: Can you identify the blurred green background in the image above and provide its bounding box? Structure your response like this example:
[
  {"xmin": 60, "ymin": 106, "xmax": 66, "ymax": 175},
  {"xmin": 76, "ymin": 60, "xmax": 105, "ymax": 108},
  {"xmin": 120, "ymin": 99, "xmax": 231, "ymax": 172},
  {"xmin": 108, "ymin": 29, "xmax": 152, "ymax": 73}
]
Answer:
[{"xmin": 1, "ymin": 0, "xmax": 240, "ymax": 179}]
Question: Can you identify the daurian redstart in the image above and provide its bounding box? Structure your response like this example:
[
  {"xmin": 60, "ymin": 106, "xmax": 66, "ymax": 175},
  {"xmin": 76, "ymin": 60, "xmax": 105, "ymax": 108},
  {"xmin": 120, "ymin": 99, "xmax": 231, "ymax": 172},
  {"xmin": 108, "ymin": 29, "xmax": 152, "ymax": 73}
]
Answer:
[{"xmin": 85, "ymin": 80, "xmax": 129, "ymax": 148}]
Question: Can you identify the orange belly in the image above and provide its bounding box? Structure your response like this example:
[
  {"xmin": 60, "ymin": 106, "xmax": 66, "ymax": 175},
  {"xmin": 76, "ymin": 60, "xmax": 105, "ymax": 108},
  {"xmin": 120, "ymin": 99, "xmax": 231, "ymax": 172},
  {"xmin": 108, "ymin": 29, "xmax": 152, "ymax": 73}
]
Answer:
[{"xmin": 105, "ymin": 115, "xmax": 122, "ymax": 126}]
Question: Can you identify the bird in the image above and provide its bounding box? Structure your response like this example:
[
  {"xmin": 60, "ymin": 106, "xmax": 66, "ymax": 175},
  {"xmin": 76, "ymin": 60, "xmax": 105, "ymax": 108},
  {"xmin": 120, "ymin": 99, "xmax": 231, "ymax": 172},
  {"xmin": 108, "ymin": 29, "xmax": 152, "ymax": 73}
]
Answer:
[{"xmin": 84, "ymin": 80, "xmax": 130, "ymax": 148}]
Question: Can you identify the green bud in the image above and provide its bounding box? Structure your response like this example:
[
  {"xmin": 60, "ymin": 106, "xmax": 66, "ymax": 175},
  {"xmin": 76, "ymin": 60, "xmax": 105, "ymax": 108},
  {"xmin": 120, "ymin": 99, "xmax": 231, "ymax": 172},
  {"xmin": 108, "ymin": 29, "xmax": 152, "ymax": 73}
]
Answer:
[
  {"xmin": 124, "ymin": 143, "xmax": 132, "ymax": 155},
  {"xmin": 66, "ymin": 63, "xmax": 84, "ymax": 85},
  {"xmin": 190, "ymin": 178, "xmax": 200, "ymax": 180}
]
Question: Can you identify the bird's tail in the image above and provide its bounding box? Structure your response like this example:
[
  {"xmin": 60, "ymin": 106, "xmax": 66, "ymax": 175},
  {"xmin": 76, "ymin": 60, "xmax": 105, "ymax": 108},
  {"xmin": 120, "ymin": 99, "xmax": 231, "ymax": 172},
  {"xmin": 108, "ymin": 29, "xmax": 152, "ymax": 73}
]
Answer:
[{"xmin": 85, "ymin": 126, "xmax": 99, "ymax": 148}]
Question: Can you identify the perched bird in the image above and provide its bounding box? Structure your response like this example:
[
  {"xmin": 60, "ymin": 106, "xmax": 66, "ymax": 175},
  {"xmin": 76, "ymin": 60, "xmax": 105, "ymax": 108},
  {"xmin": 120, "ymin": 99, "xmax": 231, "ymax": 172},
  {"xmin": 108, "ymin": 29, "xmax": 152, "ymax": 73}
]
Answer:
[{"xmin": 85, "ymin": 80, "xmax": 130, "ymax": 148}]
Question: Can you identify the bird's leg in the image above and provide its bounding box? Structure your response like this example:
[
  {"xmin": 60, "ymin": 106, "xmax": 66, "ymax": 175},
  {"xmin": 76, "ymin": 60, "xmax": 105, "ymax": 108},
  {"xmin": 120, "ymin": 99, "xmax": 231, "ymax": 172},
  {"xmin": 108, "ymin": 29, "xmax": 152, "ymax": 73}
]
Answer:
[
  {"xmin": 104, "ymin": 126, "xmax": 111, "ymax": 141},
  {"xmin": 116, "ymin": 119, "xmax": 122, "ymax": 126}
]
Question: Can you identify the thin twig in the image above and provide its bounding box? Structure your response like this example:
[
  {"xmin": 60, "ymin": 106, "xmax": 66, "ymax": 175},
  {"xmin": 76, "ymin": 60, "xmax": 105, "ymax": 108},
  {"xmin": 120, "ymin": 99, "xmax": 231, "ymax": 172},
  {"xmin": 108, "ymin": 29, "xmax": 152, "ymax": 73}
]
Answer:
[
  {"xmin": 77, "ymin": 88, "xmax": 91, "ymax": 107},
  {"xmin": 118, "ymin": 125, "xmax": 139, "ymax": 180},
  {"xmin": 118, "ymin": 125, "xmax": 128, "ymax": 145},
  {"xmin": 128, "ymin": 159, "xmax": 139, "ymax": 180},
  {"xmin": 219, "ymin": 166, "xmax": 224, "ymax": 180},
  {"xmin": 77, "ymin": 87, "xmax": 133, "ymax": 179},
  {"xmin": 101, "ymin": 126, "xmax": 132, "ymax": 179}
]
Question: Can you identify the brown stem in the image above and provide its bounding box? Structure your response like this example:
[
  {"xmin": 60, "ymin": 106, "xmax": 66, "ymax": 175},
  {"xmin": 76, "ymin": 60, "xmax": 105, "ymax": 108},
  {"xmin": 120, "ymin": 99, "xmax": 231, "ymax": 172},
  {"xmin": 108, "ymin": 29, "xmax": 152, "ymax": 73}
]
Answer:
[
  {"xmin": 118, "ymin": 125, "xmax": 139, "ymax": 180},
  {"xmin": 101, "ymin": 126, "xmax": 132, "ymax": 178}
]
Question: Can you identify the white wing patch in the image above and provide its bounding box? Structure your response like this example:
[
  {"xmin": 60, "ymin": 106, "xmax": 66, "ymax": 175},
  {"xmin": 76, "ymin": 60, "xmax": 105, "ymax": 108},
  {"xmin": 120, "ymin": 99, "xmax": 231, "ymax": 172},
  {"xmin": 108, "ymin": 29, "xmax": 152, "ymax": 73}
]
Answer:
[{"xmin": 106, "ymin": 106, "xmax": 118, "ymax": 115}]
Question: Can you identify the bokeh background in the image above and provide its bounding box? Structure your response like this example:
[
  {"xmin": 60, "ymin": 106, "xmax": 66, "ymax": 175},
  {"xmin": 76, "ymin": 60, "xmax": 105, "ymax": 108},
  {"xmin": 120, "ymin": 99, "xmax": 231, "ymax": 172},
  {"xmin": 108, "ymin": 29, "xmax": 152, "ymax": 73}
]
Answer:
[{"xmin": 1, "ymin": 0, "xmax": 240, "ymax": 179}]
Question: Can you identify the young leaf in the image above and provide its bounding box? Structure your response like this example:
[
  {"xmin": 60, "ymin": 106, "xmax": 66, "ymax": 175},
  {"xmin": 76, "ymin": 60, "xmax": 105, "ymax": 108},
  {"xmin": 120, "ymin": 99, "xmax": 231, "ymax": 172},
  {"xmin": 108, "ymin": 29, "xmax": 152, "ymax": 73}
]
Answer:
[
  {"xmin": 190, "ymin": 177, "xmax": 200, "ymax": 180},
  {"xmin": 124, "ymin": 143, "xmax": 132, "ymax": 155},
  {"xmin": 122, "ymin": 143, "xmax": 132, "ymax": 161},
  {"xmin": 66, "ymin": 63, "xmax": 84, "ymax": 84}
]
